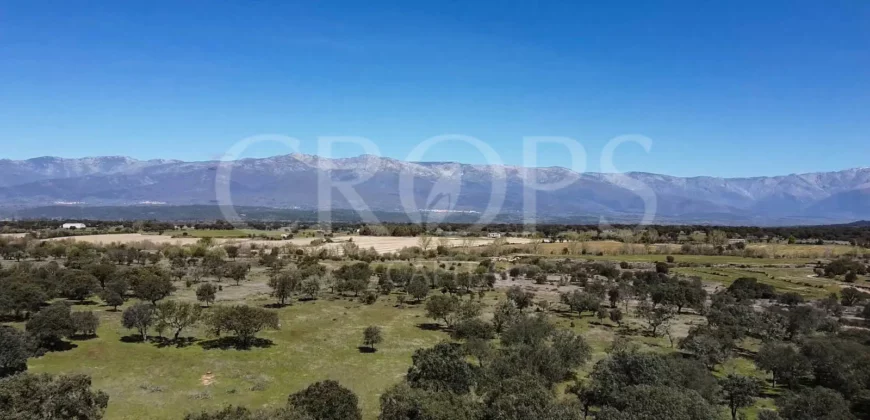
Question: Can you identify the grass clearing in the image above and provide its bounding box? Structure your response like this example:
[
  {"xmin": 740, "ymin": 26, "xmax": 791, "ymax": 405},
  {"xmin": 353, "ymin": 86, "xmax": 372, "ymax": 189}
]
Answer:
[
  {"xmin": 27, "ymin": 291, "xmax": 446, "ymax": 420},
  {"xmin": 534, "ymin": 241, "xmax": 858, "ymax": 263},
  {"xmin": 673, "ymin": 266, "xmax": 843, "ymax": 298}
]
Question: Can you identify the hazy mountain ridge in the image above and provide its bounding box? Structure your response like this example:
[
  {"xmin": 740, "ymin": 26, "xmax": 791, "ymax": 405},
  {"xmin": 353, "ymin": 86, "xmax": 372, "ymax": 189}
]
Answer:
[
  {"xmin": 0, "ymin": 156, "xmax": 181, "ymax": 187},
  {"xmin": 0, "ymin": 154, "xmax": 867, "ymax": 225}
]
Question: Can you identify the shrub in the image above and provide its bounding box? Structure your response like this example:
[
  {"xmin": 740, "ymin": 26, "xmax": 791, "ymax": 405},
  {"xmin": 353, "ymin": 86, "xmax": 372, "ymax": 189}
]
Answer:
[{"xmin": 359, "ymin": 290, "xmax": 378, "ymax": 305}]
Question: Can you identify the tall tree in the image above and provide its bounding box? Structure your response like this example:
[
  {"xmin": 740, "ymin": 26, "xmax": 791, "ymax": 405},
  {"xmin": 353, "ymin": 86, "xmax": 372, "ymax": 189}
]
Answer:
[
  {"xmin": 122, "ymin": 303, "xmax": 155, "ymax": 341},
  {"xmin": 719, "ymin": 375, "xmax": 761, "ymax": 420},
  {"xmin": 406, "ymin": 342, "xmax": 475, "ymax": 394},
  {"xmin": 506, "ymin": 286, "xmax": 535, "ymax": 311},
  {"xmin": 60, "ymin": 270, "xmax": 99, "ymax": 302},
  {"xmin": 425, "ymin": 295, "xmax": 459, "ymax": 327},
  {"xmin": 362, "ymin": 326, "xmax": 383, "ymax": 351},
  {"xmin": 131, "ymin": 269, "xmax": 175, "ymax": 305},
  {"xmin": 560, "ymin": 290, "xmax": 600, "ymax": 318},
  {"xmin": 0, "ymin": 326, "xmax": 29, "ymax": 377},
  {"xmin": 196, "ymin": 283, "xmax": 217, "ymax": 307},
  {"xmin": 755, "ymin": 341, "xmax": 812, "ymax": 389},
  {"xmin": 776, "ymin": 387, "xmax": 855, "ymax": 420},
  {"xmin": 268, "ymin": 271, "xmax": 300, "ymax": 306},
  {"xmin": 25, "ymin": 302, "xmax": 75, "ymax": 349},
  {"xmin": 406, "ymin": 277, "xmax": 429, "ymax": 303},
  {"xmin": 71, "ymin": 311, "xmax": 100, "ymax": 337},
  {"xmin": 225, "ymin": 262, "xmax": 251, "ymax": 286},
  {"xmin": 204, "ymin": 305, "xmax": 279, "ymax": 347},
  {"xmin": 155, "ymin": 301, "xmax": 202, "ymax": 340}
]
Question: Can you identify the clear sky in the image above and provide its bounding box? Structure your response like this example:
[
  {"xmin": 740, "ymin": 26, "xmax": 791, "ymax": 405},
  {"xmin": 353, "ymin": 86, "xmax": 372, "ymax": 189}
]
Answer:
[{"xmin": 1, "ymin": 1, "xmax": 868, "ymax": 177}]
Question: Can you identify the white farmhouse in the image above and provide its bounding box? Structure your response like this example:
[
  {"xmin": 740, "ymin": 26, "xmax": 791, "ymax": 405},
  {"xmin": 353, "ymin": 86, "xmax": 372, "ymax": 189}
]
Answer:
[{"xmin": 62, "ymin": 222, "xmax": 87, "ymax": 229}]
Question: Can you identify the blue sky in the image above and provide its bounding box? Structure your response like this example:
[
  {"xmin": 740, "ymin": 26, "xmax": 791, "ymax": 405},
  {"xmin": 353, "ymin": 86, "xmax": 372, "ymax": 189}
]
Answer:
[{"xmin": 0, "ymin": 1, "xmax": 868, "ymax": 177}]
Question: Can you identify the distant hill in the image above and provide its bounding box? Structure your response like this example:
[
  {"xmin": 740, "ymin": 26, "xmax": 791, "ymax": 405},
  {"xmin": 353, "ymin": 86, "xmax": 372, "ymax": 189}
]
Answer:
[{"xmin": 0, "ymin": 154, "xmax": 868, "ymax": 225}]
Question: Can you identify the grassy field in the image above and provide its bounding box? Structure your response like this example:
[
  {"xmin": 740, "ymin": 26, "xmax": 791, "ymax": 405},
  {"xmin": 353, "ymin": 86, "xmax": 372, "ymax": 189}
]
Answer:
[
  {"xmin": 533, "ymin": 241, "xmax": 858, "ymax": 263},
  {"xmin": 581, "ymin": 254, "xmax": 819, "ymax": 265},
  {"xmin": 672, "ymin": 266, "xmax": 846, "ymax": 298},
  {"xmin": 27, "ymin": 280, "xmax": 446, "ymax": 419}
]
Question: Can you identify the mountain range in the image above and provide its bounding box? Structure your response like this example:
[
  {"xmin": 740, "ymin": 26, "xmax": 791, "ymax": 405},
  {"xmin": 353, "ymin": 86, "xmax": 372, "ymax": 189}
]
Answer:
[{"xmin": 1, "ymin": 155, "xmax": 869, "ymax": 225}]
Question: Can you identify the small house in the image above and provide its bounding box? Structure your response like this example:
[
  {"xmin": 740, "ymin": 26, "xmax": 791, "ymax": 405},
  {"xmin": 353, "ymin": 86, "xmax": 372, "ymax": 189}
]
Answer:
[{"xmin": 62, "ymin": 223, "xmax": 87, "ymax": 230}]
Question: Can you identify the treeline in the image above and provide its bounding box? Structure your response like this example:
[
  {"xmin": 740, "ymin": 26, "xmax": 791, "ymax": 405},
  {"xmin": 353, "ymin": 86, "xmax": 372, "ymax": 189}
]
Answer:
[
  {"xmin": 358, "ymin": 222, "xmax": 870, "ymax": 245},
  {"xmin": 6, "ymin": 216, "xmax": 870, "ymax": 245},
  {"xmin": 0, "ymin": 371, "xmax": 362, "ymax": 420},
  {"xmin": 0, "ymin": 219, "xmax": 294, "ymax": 233}
]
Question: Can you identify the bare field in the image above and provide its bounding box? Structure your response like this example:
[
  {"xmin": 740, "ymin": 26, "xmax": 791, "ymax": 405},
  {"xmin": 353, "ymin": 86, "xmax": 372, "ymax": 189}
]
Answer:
[
  {"xmin": 47, "ymin": 234, "xmax": 201, "ymax": 246},
  {"xmin": 0, "ymin": 233, "xmax": 27, "ymax": 238},
  {"xmin": 45, "ymin": 233, "xmax": 532, "ymax": 254},
  {"xmin": 324, "ymin": 236, "xmax": 532, "ymax": 254},
  {"xmin": 238, "ymin": 236, "xmax": 532, "ymax": 254}
]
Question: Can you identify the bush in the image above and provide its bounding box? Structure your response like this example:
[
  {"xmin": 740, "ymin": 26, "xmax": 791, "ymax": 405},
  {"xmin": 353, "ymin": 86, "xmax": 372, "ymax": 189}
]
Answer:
[
  {"xmin": 451, "ymin": 318, "xmax": 495, "ymax": 340},
  {"xmin": 778, "ymin": 292, "xmax": 804, "ymax": 307},
  {"xmin": 288, "ymin": 380, "xmax": 362, "ymax": 420},
  {"xmin": 655, "ymin": 262, "xmax": 669, "ymax": 274},
  {"xmin": 359, "ymin": 291, "xmax": 378, "ymax": 305}
]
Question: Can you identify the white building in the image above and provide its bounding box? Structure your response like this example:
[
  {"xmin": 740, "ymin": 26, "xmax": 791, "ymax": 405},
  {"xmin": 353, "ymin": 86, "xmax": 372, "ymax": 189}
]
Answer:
[
  {"xmin": 62, "ymin": 223, "xmax": 87, "ymax": 229},
  {"xmin": 487, "ymin": 232, "xmax": 503, "ymax": 238}
]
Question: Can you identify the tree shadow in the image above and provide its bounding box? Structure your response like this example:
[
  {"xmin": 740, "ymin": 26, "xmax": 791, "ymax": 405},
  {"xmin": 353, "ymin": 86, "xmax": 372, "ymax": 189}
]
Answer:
[
  {"xmin": 357, "ymin": 346, "xmax": 377, "ymax": 354},
  {"xmin": 39, "ymin": 340, "xmax": 79, "ymax": 353},
  {"xmin": 0, "ymin": 314, "xmax": 27, "ymax": 323},
  {"xmin": 198, "ymin": 337, "xmax": 274, "ymax": 350},
  {"xmin": 617, "ymin": 326, "xmax": 643, "ymax": 336},
  {"xmin": 0, "ymin": 365, "xmax": 27, "ymax": 378},
  {"xmin": 735, "ymin": 347, "xmax": 757, "ymax": 359},
  {"xmin": 416, "ymin": 323, "xmax": 445, "ymax": 331},
  {"xmin": 120, "ymin": 335, "xmax": 148, "ymax": 343},
  {"xmin": 67, "ymin": 299, "xmax": 99, "ymax": 306},
  {"xmin": 155, "ymin": 337, "xmax": 199, "ymax": 348},
  {"xmin": 760, "ymin": 386, "xmax": 787, "ymax": 398},
  {"xmin": 552, "ymin": 308, "xmax": 579, "ymax": 319},
  {"xmin": 69, "ymin": 334, "xmax": 98, "ymax": 341},
  {"xmin": 298, "ymin": 297, "xmax": 317, "ymax": 302},
  {"xmin": 263, "ymin": 303, "xmax": 288, "ymax": 309}
]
